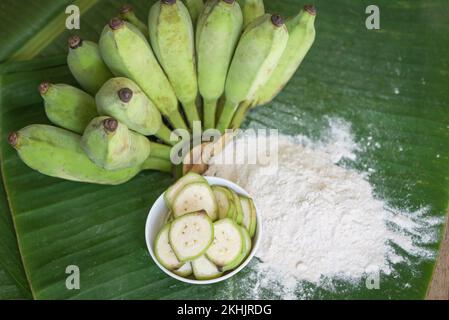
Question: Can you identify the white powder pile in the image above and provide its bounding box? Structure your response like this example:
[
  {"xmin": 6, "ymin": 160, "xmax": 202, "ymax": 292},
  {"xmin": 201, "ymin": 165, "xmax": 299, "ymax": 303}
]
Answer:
[{"xmin": 205, "ymin": 118, "xmax": 442, "ymax": 299}]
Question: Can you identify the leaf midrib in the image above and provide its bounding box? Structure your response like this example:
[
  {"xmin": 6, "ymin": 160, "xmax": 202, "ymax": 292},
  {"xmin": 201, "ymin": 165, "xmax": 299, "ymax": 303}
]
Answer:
[{"xmin": 0, "ymin": 165, "xmax": 35, "ymax": 299}]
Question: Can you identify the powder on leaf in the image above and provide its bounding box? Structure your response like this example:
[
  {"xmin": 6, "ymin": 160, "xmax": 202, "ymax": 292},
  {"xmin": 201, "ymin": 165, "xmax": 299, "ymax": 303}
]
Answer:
[{"xmin": 206, "ymin": 118, "xmax": 442, "ymax": 299}]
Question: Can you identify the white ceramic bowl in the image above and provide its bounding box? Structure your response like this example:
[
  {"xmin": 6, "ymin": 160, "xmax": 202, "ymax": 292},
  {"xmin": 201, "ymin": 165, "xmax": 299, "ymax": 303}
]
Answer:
[{"xmin": 145, "ymin": 176, "xmax": 262, "ymax": 285}]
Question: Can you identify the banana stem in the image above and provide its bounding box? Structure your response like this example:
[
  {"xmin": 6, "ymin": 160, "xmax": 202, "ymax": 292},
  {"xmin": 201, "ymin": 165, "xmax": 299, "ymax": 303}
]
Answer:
[
  {"xmin": 156, "ymin": 124, "xmax": 178, "ymax": 146},
  {"xmin": 141, "ymin": 157, "xmax": 172, "ymax": 173},
  {"xmin": 166, "ymin": 109, "xmax": 189, "ymax": 131},
  {"xmin": 216, "ymin": 99, "xmax": 238, "ymax": 133},
  {"xmin": 120, "ymin": 5, "xmax": 149, "ymax": 38},
  {"xmin": 203, "ymin": 98, "xmax": 218, "ymax": 130},
  {"xmin": 230, "ymin": 101, "xmax": 253, "ymax": 129},
  {"xmin": 149, "ymin": 141, "xmax": 172, "ymax": 161},
  {"xmin": 183, "ymin": 101, "xmax": 201, "ymax": 130}
]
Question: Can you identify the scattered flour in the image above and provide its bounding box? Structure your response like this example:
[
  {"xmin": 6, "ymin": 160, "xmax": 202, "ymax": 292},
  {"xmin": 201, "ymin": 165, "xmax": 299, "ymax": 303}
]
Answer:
[{"xmin": 205, "ymin": 118, "xmax": 442, "ymax": 299}]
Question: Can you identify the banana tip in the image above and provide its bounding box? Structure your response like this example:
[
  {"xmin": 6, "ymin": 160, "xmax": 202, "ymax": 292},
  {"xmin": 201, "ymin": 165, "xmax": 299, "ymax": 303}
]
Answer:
[
  {"xmin": 271, "ymin": 14, "xmax": 284, "ymax": 27},
  {"xmin": 39, "ymin": 82, "xmax": 51, "ymax": 95},
  {"xmin": 103, "ymin": 118, "xmax": 118, "ymax": 133},
  {"xmin": 68, "ymin": 35, "xmax": 82, "ymax": 49},
  {"xmin": 304, "ymin": 5, "xmax": 316, "ymax": 16},
  {"xmin": 120, "ymin": 4, "xmax": 133, "ymax": 15},
  {"xmin": 161, "ymin": 0, "xmax": 176, "ymax": 5},
  {"xmin": 222, "ymin": 0, "xmax": 235, "ymax": 4},
  {"xmin": 118, "ymin": 88, "xmax": 133, "ymax": 103},
  {"xmin": 109, "ymin": 17, "xmax": 125, "ymax": 30},
  {"xmin": 8, "ymin": 132, "xmax": 18, "ymax": 148}
]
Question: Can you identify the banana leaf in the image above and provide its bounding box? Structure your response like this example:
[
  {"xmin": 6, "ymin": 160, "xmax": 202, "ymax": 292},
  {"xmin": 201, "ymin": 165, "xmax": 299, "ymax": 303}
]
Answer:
[{"xmin": 0, "ymin": 0, "xmax": 448, "ymax": 299}]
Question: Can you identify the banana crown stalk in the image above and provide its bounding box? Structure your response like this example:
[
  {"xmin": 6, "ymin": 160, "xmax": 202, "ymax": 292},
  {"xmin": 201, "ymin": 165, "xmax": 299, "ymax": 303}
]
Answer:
[
  {"xmin": 182, "ymin": 0, "xmax": 205, "ymax": 25},
  {"xmin": 39, "ymin": 82, "xmax": 98, "ymax": 134},
  {"xmin": 237, "ymin": 0, "xmax": 265, "ymax": 27},
  {"xmin": 8, "ymin": 125, "xmax": 142, "ymax": 185},
  {"xmin": 67, "ymin": 36, "xmax": 113, "ymax": 95},
  {"xmin": 216, "ymin": 13, "xmax": 289, "ymax": 132},
  {"xmin": 98, "ymin": 18, "xmax": 187, "ymax": 130},
  {"xmin": 81, "ymin": 117, "xmax": 151, "ymax": 171},
  {"xmin": 196, "ymin": 0, "xmax": 243, "ymax": 103},
  {"xmin": 120, "ymin": 4, "xmax": 149, "ymax": 38},
  {"xmin": 96, "ymin": 77, "xmax": 163, "ymax": 136},
  {"xmin": 149, "ymin": 0, "xmax": 200, "ymax": 128},
  {"xmin": 255, "ymin": 5, "xmax": 317, "ymax": 106}
]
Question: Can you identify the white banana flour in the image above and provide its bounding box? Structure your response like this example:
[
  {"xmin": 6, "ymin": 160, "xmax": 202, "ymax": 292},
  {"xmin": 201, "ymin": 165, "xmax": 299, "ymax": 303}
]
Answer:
[{"xmin": 205, "ymin": 118, "xmax": 441, "ymax": 299}]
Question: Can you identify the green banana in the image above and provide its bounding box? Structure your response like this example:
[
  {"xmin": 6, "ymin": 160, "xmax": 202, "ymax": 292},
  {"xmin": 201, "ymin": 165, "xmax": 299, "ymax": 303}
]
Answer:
[
  {"xmin": 256, "ymin": 5, "xmax": 316, "ymax": 106},
  {"xmin": 99, "ymin": 17, "xmax": 188, "ymax": 131},
  {"xmin": 96, "ymin": 77, "xmax": 177, "ymax": 145},
  {"xmin": 231, "ymin": 5, "xmax": 317, "ymax": 129},
  {"xmin": 81, "ymin": 117, "xmax": 151, "ymax": 170},
  {"xmin": 216, "ymin": 14, "xmax": 289, "ymax": 132},
  {"xmin": 149, "ymin": 0, "xmax": 200, "ymax": 129},
  {"xmin": 196, "ymin": 0, "xmax": 243, "ymax": 129},
  {"xmin": 182, "ymin": 0, "xmax": 205, "ymax": 25},
  {"xmin": 7, "ymin": 125, "xmax": 171, "ymax": 185},
  {"xmin": 39, "ymin": 82, "xmax": 98, "ymax": 134},
  {"xmin": 67, "ymin": 36, "xmax": 113, "ymax": 95},
  {"xmin": 120, "ymin": 4, "xmax": 149, "ymax": 38},
  {"xmin": 237, "ymin": 0, "xmax": 265, "ymax": 27}
]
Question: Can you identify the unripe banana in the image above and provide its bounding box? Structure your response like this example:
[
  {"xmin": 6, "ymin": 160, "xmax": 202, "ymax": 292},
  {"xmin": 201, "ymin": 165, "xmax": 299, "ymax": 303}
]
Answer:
[
  {"xmin": 256, "ymin": 5, "xmax": 316, "ymax": 106},
  {"xmin": 196, "ymin": 0, "xmax": 243, "ymax": 129},
  {"xmin": 230, "ymin": 6, "xmax": 317, "ymax": 129},
  {"xmin": 216, "ymin": 14, "xmax": 289, "ymax": 132},
  {"xmin": 39, "ymin": 82, "xmax": 97, "ymax": 134},
  {"xmin": 120, "ymin": 4, "xmax": 149, "ymax": 38},
  {"xmin": 182, "ymin": 0, "xmax": 205, "ymax": 25},
  {"xmin": 96, "ymin": 77, "xmax": 176, "ymax": 145},
  {"xmin": 149, "ymin": 0, "xmax": 200, "ymax": 129},
  {"xmin": 7, "ymin": 125, "xmax": 171, "ymax": 185},
  {"xmin": 67, "ymin": 36, "xmax": 113, "ymax": 95},
  {"xmin": 99, "ymin": 18, "xmax": 188, "ymax": 131},
  {"xmin": 81, "ymin": 117, "xmax": 151, "ymax": 170},
  {"xmin": 237, "ymin": 0, "xmax": 265, "ymax": 27}
]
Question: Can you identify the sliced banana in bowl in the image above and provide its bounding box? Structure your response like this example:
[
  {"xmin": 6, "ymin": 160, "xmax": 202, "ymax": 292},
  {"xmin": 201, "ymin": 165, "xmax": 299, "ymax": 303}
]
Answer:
[{"xmin": 145, "ymin": 175, "xmax": 261, "ymax": 284}]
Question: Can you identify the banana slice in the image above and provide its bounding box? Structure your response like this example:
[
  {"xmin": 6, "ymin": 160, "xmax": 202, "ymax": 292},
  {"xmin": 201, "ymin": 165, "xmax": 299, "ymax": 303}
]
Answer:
[
  {"xmin": 206, "ymin": 218, "xmax": 244, "ymax": 269},
  {"xmin": 164, "ymin": 172, "xmax": 207, "ymax": 209},
  {"xmin": 173, "ymin": 262, "xmax": 193, "ymax": 277},
  {"xmin": 192, "ymin": 255, "xmax": 223, "ymax": 280},
  {"xmin": 213, "ymin": 186, "xmax": 233, "ymax": 220},
  {"xmin": 154, "ymin": 223, "xmax": 183, "ymax": 270},
  {"xmin": 169, "ymin": 211, "xmax": 214, "ymax": 262},
  {"xmin": 172, "ymin": 182, "xmax": 218, "ymax": 221},
  {"xmin": 239, "ymin": 196, "xmax": 252, "ymax": 231}
]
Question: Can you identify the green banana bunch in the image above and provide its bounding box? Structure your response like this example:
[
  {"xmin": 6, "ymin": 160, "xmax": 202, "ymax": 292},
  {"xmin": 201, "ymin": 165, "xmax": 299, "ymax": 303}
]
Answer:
[
  {"xmin": 149, "ymin": 0, "xmax": 200, "ymax": 129},
  {"xmin": 67, "ymin": 36, "xmax": 113, "ymax": 95},
  {"xmin": 99, "ymin": 17, "xmax": 188, "ymax": 131},
  {"xmin": 231, "ymin": 5, "xmax": 317, "ymax": 128},
  {"xmin": 120, "ymin": 4, "xmax": 149, "ymax": 38},
  {"xmin": 8, "ymin": 125, "xmax": 171, "ymax": 185},
  {"xmin": 216, "ymin": 14, "xmax": 289, "ymax": 132},
  {"xmin": 196, "ymin": 0, "xmax": 243, "ymax": 129},
  {"xmin": 96, "ymin": 77, "xmax": 176, "ymax": 145},
  {"xmin": 39, "ymin": 82, "xmax": 98, "ymax": 134},
  {"xmin": 81, "ymin": 117, "xmax": 151, "ymax": 170},
  {"xmin": 237, "ymin": 0, "xmax": 265, "ymax": 27},
  {"xmin": 182, "ymin": 0, "xmax": 205, "ymax": 25}
]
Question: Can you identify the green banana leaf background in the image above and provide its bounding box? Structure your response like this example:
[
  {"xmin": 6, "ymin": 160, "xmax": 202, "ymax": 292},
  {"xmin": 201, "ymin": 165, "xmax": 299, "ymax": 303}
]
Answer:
[{"xmin": 0, "ymin": 0, "xmax": 448, "ymax": 299}]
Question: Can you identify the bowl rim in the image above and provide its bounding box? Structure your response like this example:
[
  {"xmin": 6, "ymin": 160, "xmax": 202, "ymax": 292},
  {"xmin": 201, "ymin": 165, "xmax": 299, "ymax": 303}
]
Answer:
[{"xmin": 145, "ymin": 176, "xmax": 262, "ymax": 285}]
